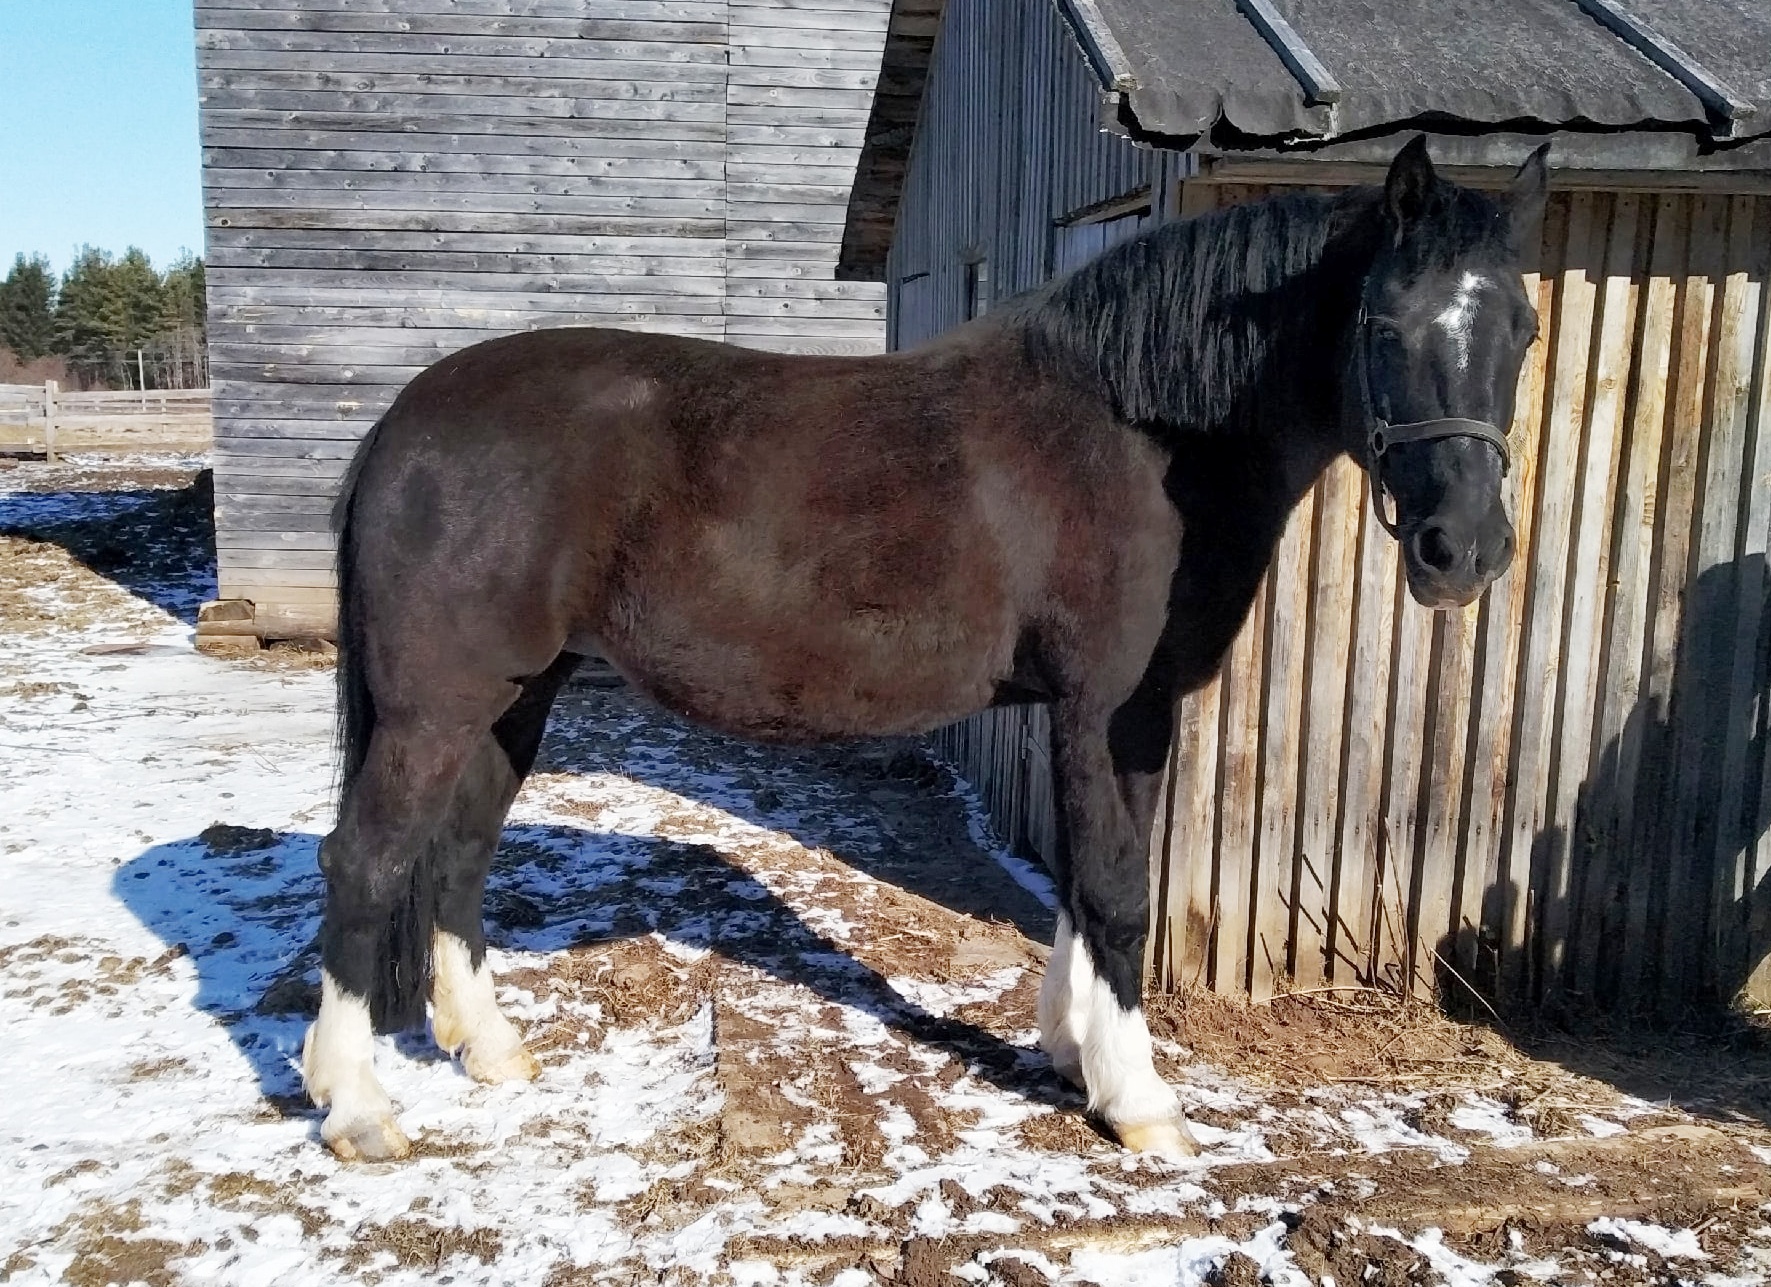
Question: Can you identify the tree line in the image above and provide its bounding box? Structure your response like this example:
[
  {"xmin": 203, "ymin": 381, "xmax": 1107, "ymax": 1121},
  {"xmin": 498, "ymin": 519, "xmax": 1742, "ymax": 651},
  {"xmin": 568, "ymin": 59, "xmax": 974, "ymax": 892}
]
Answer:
[{"xmin": 0, "ymin": 248, "xmax": 208, "ymax": 390}]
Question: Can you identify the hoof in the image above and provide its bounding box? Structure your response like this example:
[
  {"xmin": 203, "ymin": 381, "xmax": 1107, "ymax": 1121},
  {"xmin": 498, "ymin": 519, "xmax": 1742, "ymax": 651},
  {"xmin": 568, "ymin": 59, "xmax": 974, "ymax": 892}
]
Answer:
[
  {"xmin": 464, "ymin": 1041, "xmax": 541, "ymax": 1085},
  {"xmin": 323, "ymin": 1113, "xmax": 413, "ymax": 1163},
  {"xmin": 1114, "ymin": 1116, "xmax": 1200, "ymax": 1160}
]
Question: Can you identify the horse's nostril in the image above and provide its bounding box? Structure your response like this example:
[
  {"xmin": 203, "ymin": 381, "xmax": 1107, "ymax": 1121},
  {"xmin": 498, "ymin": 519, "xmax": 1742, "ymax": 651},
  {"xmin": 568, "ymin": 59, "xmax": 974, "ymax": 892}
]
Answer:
[{"xmin": 1413, "ymin": 523, "xmax": 1463, "ymax": 575}]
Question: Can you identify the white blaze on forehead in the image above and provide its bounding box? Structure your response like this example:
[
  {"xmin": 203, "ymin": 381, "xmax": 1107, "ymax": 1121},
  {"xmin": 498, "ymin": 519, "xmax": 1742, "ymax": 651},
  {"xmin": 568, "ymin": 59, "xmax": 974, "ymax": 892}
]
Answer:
[{"xmin": 1435, "ymin": 271, "xmax": 1490, "ymax": 371}]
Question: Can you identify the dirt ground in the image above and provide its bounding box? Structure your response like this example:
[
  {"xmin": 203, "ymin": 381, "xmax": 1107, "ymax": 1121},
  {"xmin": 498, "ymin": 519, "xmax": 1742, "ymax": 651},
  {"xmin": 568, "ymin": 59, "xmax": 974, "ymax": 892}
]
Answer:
[{"xmin": 3, "ymin": 457, "xmax": 1771, "ymax": 1286}]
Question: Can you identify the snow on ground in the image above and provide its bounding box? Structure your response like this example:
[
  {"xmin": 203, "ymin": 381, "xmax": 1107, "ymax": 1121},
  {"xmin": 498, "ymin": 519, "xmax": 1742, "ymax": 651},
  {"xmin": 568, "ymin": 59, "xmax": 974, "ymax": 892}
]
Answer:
[{"xmin": 4, "ymin": 459, "xmax": 1771, "ymax": 1286}]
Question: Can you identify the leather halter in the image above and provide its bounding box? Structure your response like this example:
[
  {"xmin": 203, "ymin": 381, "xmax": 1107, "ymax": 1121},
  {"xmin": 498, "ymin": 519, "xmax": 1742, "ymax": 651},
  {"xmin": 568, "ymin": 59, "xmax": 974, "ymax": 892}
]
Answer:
[{"xmin": 1355, "ymin": 301, "xmax": 1512, "ymax": 538}]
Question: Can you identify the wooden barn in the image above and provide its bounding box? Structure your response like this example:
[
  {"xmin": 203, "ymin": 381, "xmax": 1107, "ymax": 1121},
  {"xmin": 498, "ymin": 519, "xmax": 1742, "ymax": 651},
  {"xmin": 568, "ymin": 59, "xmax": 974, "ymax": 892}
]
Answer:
[
  {"xmin": 195, "ymin": 0, "xmax": 896, "ymax": 640},
  {"xmin": 842, "ymin": 0, "xmax": 1771, "ymax": 1014}
]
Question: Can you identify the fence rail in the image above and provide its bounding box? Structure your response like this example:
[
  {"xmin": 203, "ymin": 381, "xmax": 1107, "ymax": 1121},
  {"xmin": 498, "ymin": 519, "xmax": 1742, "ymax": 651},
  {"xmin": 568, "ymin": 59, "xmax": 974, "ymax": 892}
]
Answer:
[{"xmin": 0, "ymin": 382, "xmax": 212, "ymax": 459}]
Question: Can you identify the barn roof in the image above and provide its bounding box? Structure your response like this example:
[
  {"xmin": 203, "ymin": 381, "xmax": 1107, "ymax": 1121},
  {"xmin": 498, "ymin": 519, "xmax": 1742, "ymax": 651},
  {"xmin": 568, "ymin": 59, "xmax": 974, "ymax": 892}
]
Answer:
[
  {"xmin": 1099, "ymin": 0, "xmax": 1768, "ymax": 144},
  {"xmin": 839, "ymin": 0, "xmax": 1771, "ymax": 279}
]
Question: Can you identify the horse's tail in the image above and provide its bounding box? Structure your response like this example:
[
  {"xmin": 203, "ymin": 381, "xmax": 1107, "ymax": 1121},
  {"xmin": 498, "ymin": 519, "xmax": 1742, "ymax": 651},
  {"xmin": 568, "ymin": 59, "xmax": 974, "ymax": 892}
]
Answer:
[
  {"xmin": 330, "ymin": 415, "xmax": 434, "ymax": 1033},
  {"xmin": 332, "ymin": 416, "xmax": 379, "ymax": 797}
]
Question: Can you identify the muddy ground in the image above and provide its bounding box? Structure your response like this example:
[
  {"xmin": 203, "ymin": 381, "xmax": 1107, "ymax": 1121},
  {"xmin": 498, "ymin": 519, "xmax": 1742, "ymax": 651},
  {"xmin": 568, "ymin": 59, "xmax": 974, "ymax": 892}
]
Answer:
[{"xmin": 2, "ymin": 457, "xmax": 1771, "ymax": 1286}]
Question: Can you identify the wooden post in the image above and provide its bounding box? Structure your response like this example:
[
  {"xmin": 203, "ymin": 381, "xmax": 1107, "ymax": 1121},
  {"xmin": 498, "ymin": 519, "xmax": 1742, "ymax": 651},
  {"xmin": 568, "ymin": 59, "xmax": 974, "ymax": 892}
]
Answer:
[{"xmin": 42, "ymin": 380, "xmax": 57, "ymax": 463}]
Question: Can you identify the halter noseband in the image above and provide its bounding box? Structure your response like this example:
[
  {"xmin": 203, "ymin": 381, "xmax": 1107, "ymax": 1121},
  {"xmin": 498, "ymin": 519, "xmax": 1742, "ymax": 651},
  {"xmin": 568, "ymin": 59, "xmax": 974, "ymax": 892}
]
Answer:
[{"xmin": 1355, "ymin": 301, "xmax": 1512, "ymax": 538}]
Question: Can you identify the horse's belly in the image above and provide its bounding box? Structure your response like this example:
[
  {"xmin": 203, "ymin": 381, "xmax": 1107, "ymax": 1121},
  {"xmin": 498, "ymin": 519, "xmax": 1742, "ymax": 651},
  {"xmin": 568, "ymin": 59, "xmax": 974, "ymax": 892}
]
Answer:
[{"xmin": 592, "ymin": 597, "xmax": 1015, "ymax": 744}]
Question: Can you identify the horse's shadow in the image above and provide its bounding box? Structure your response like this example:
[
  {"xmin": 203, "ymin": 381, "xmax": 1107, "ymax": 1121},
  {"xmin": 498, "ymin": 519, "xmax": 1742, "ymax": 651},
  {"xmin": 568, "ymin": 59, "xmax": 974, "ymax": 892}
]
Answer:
[
  {"xmin": 536, "ymin": 679, "xmax": 1058, "ymax": 941},
  {"xmin": 111, "ymin": 812, "xmax": 1071, "ymax": 1118},
  {"xmin": 0, "ymin": 467, "xmax": 215, "ymax": 626}
]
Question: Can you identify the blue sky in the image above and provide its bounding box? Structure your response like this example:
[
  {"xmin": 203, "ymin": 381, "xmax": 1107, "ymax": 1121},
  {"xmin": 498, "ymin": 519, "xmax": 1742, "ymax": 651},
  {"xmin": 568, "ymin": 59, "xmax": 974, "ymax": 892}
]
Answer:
[{"xmin": 1, "ymin": 2, "xmax": 204, "ymax": 276}]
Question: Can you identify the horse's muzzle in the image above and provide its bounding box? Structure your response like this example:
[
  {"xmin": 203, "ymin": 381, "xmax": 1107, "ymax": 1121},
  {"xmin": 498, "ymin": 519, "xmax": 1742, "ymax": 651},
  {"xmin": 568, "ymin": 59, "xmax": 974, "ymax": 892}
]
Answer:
[{"xmin": 1401, "ymin": 520, "xmax": 1515, "ymax": 609}]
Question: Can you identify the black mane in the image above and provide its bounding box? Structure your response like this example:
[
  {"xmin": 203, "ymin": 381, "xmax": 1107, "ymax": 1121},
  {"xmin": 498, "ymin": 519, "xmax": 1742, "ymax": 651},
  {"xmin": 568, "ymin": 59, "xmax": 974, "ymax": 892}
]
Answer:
[{"xmin": 1013, "ymin": 188, "xmax": 1384, "ymax": 432}]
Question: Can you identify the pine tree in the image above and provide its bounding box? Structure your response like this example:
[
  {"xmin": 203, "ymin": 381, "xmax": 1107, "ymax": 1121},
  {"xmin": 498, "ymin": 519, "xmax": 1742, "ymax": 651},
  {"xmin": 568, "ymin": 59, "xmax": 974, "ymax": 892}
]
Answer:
[
  {"xmin": 113, "ymin": 248, "xmax": 166, "ymax": 360},
  {"xmin": 0, "ymin": 254, "xmax": 56, "ymax": 360},
  {"xmin": 156, "ymin": 254, "xmax": 208, "ymax": 387},
  {"xmin": 54, "ymin": 246, "xmax": 129, "ymax": 386},
  {"xmin": 51, "ymin": 247, "xmax": 209, "ymax": 388}
]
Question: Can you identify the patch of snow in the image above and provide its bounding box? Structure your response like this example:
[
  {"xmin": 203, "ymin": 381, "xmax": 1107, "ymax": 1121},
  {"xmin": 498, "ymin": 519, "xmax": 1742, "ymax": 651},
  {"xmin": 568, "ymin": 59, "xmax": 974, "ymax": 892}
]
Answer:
[
  {"xmin": 1450, "ymin": 1095, "xmax": 1533, "ymax": 1147},
  {"xmin": 1069, "ymin": 1219, "xmax": 1309, "ymax": 1287},
  {"xmin": 1578, "ymin": 1113, "xmax": 1627, "ymax": 1139},
  {"xmin": 1371, "ymin": 1225, "xmax": 1500, "ymax": 1287},
  {"xmin": 887, "ymin": 967, "xmax": 1023, "ymax": 1017},
  {"xmin": 1589, "ymin": 1216, "xmax": 1708, "ymax": 1261},
  {"xmin": 1340, "ymin": 1104, "xmax": 1470, "ymax": 1162}
]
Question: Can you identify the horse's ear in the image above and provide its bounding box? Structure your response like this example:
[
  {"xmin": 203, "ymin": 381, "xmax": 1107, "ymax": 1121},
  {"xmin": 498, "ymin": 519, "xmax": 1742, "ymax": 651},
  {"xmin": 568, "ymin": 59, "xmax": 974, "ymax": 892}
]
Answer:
[
  {"xmin": 1505, "ymin": 142, "xmax": 1551, "ymax": 253},
  {"xmin": 1384, "ymin": 135, "xmax": 1437, "ymax": 237}
]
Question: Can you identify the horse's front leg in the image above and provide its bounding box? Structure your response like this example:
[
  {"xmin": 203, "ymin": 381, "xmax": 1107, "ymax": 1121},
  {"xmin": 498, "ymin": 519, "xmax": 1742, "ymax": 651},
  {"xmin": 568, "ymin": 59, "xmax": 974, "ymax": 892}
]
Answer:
[{"xmin": 1039, "ymin": 692, "xmax": 1198, "ymax": 1159}]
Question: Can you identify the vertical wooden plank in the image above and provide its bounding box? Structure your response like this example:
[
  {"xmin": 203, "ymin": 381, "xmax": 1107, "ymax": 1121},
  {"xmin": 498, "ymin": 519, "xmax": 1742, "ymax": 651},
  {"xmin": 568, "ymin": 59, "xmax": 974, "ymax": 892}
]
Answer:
[
  {"xmin": 1671, "ymin": 192, "xmax": 1749, "ymax": 1004},
  {"xmin": 1543, "ymin": 192, "xmax": 1639, "ymax": 1004},
  {"xmin": 1616, "ymin": 194, "xmax": 1693, "ymax": 1005},
  {"xmin": 1572, "ymin": 193, "xmax": 1665, "ymax": 1004},
  {"xmin": 1707, "ymin": 196, "xmax": 1768, "ymax": 1001},
  {"xmin": 1412, "ymin": 599, "xmax": 1479, "ymax": 999},
  {"xmin": 1740, "ymin": 199, "xmax": 1771, "ymax": 1008},
  {"xmin": 42, "ymin": 380, "xmax": 57, "ymax": 464},
  {"xmin": 1167, "ymin": 678, "xmax": 1223, "ymax": 989},
  {"xmin": 1253, "ymin": 491, "xmax": 1314, "ymax": 998},
  {"xmin": 1214, "ymin": 577, "xmax": 1269, "ymax": 994},
  {"xmin": 1329, "ymin": 483, "xmax": 1398, "ymax": 983},
  {"xmin": 1377, "ymin": 543, "xmax": 1433, "ymax": 995},
  {"xmin": 1295, "ymin": 459, "xmax": 1361, "ymax": 988},
  {"xmin": 1658, "ymin": 193, "xmax": 1730, "ymax": 1014},
  {"xmin": 1457, "ymin": 255, "xmax": 1554, "ymax": 987},
  {"xmin": 1500, "ymin": 191, "xmax": 1597, "ymax": 1006},
  {"xmin": 1146, "ymin": 736, "xmax": 1180, "ymax": 984}
]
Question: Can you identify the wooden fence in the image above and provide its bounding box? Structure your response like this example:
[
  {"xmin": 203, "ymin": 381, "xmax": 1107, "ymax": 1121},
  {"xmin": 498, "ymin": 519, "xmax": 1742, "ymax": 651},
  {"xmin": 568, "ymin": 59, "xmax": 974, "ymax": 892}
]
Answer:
[
  {"xmin": 0, "ymin": 383, "xmax": 213, "ymax": 459},
  {"xmin": 937, "ymin": 185, "xmax": 1771, "ymax": 1016}
]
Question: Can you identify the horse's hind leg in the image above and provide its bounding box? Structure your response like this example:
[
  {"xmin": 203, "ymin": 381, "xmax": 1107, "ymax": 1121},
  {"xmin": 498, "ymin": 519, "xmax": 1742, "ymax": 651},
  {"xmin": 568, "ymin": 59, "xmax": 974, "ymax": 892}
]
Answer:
[
  {"xmin": 1040, "ymin": 692, "xmax": 1198, "ymax": 1159},
  {"xmin": 429, "ymin": 653, "xmax": 581, "ymax": 1082},
  {"xmin": 304, "ymin": 698, "xmax": 499, "ymax": 1161}
]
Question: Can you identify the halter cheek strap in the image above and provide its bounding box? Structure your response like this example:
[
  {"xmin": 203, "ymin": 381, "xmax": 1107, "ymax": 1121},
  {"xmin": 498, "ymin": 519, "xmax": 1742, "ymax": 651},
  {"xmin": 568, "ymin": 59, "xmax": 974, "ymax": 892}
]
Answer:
[{"xmin": 1356, "ymin": 304, "xmax": 1513, "ymax": 538}]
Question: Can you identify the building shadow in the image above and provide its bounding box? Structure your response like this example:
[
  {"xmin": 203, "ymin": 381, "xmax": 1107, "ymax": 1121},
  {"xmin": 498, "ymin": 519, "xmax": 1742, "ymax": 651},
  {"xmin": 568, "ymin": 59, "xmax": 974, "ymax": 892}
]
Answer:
[
  {"xmin": 1439, "ymin": 553, "xmax": 1771, "ymax": 1125},
  {"xmin": 0, "ymin": 466, "xmax": 215, "ymax": 625},
  {"xmin": 110, "ymin": 818, "xmax": 1071, "ymax": 1130}
]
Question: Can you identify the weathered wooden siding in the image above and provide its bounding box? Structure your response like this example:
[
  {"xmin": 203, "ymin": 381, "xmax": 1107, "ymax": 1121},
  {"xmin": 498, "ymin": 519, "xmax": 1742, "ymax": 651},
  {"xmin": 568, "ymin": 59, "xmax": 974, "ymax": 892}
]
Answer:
[
  {"xmin": 197, "ymin": 0, "xmax": 888, "ymax": 637},
  {"xmin": 897, "ymin": 0, "xmax": 1771, "ymax": 1014}
]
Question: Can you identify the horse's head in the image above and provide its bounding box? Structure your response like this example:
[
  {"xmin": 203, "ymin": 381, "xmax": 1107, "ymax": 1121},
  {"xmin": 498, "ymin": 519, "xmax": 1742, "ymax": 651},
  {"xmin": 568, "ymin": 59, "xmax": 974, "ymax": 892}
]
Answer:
[{"xmin": 1350, "ymin": 136, "xmax": 1548, "ymax": 609}]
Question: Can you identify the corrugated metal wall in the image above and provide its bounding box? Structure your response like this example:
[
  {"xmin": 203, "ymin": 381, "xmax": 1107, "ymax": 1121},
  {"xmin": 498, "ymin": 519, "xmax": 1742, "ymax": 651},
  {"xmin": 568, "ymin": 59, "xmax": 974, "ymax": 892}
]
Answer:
[{"xmin": 893, "ymin": 0, "xmax": 1771, "ymax": 1014}]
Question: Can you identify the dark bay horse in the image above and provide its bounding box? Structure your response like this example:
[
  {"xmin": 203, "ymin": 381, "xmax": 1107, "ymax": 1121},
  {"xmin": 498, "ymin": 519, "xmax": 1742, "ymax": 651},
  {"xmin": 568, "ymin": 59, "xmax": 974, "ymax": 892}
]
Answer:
[{"xmin": 303, "ymin": 138, "xmax": 1548, "ymax": 1161}]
